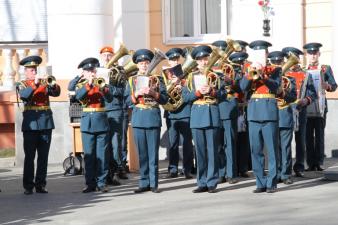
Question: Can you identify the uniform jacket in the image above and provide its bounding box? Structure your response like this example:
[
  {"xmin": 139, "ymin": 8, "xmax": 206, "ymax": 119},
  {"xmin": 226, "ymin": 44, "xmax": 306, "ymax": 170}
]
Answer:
[
  {"xmin": 184, "ymin": 71, "xmax": 226, "ymax": 128},
  {"xmin": 18, "ymin": 80, "xmax": 61, "ymax": 131},
  {"xmin": 241, "ymin": 66, "xmax": 282, "ymax": 122},
  {"xmin": 75, "ymin": 83, "xmax": 113, "ymax": 133},
  {"xmin": 124, "ymin": 75, "xmax": 169, "ymax": 128},
  {"xmin": 218, "ymin": 67, "xmax": 244, "ymax": 120}
]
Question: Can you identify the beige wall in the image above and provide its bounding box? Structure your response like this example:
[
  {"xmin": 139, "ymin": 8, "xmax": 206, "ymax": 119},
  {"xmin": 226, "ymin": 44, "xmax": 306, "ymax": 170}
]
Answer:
[{"xmin": 304, "ymin": 0, "xmax": 333, "ymax": 64}]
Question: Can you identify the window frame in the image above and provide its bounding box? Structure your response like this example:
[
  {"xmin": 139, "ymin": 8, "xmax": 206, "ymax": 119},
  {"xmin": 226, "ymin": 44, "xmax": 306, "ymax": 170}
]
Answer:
[{"xmin": 162, "ymin": 0, "xmax": 228, "ymax": 45}]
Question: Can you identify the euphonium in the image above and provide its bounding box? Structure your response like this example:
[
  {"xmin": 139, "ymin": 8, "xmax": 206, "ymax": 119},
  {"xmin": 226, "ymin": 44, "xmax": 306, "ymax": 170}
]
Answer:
[{"xmin": 162, "ymin": 81, "xmax": 183, "ymax": 112}]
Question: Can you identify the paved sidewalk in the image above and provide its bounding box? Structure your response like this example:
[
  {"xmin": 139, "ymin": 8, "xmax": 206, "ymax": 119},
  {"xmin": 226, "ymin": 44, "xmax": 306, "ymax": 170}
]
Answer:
[{"xmin": 1, "ymin": 159, "xmax": 338, "ymax": 225}]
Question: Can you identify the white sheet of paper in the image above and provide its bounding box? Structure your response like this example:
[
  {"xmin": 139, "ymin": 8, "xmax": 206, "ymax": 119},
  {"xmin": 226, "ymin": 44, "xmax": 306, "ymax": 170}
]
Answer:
[
  {"xmin": 194, "ymin": 75, "xmax": 207, "ymax": 91},
  {"xmin": 136, "ymin": 76, "xmax": 149, "ymax": 91}
]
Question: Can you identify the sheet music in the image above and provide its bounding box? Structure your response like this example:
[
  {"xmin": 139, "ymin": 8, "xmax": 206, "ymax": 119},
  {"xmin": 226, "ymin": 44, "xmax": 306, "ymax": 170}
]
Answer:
[
  {"xmin": 193, "ymin": 75, "xmax": 207, "ymax": 91},
  {"xmin": 136, "ymin": 76, "xmax": 149, "ymax": 91}
]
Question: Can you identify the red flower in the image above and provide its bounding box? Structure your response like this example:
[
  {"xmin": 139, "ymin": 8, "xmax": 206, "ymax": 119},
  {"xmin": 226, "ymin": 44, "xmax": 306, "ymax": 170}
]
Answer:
[{"xmin": 258, "ymin": 0, "xmax": 264, "ymax": 6}]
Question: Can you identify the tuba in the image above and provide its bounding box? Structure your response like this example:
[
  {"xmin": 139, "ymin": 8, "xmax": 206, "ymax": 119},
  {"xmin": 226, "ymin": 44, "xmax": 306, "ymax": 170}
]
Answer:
[
  {"xmin": 182, "ymin": 47, "xmax": 198, "ymax": 77},
  {"xmin": 277, "ymin": 52, "xmax": 299, "ymax": 109},
  {"xmin": 281, "ymin": 52, "xmax": 300, "ymax": 75},
  {"xmin": 106, "ymin": 43, "xmax": 130, "ymax": 84},
  {"xmin": 145, "ymin": 48, "xmax": 168, "ymax": 91},
  {"xmin": 201, "ymin": 46, "xmax": 222, "ymax": 104}
]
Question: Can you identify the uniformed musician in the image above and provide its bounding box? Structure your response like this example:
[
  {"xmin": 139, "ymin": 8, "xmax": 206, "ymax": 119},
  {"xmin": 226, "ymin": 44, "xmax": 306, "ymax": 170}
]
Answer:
[
  {"xmin": 124, "ymin": 49, "xmax": 169, "ymax": 193},
  {"xmin": 163, "ymin": 63, "xmax": 193, "ymax": 179},
  {"xmin": 185, "ymin": 45, "xmax": 225, "ymax": 193},
  {"xmin": 212, "ymin": 40, "xmax": 239, "ymax": 184},
  {"xmin": 303, "ymin": 43, "xmax": 337, "ymax": 171},
  {"xmin": 75, "ymin": 58, "xmax": 113, "ymax": 193},
  {"xmin": 229, "ymin": 52, "xmax": 251, "ymax": 178},
  {"xmin": 17, "ymin": 55, "xmax": 61, "ymax": 195},
  {"xmin": 241, "ymin": 40, "xmax": 281, "ymax": 193},
  {"xmin": 102, "ymin": 46, "xmax": 129, "ymax": 182},
  {"xmin": 281, "ymin": 47, "xmax": 317, "ymax": 177},
  {"xmin": 268, "ymin": 51, "xmax": 297, "ymax": 184}
]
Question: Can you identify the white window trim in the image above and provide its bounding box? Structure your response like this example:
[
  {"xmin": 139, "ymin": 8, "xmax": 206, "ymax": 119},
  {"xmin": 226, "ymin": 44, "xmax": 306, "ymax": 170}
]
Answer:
[{"xmin": 162, "ymin": 0, "xmax": 228, "ymax": 45}]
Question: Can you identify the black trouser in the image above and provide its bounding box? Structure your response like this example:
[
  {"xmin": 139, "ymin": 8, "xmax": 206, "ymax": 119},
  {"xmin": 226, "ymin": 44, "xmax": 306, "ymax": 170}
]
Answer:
[
  {"xmin": 23, "ymin": 130, "xmax": 52, "ymax": 190},
  {"xmin": 306, "ymin": 116, "xmax": 326, "ymax": 167}
]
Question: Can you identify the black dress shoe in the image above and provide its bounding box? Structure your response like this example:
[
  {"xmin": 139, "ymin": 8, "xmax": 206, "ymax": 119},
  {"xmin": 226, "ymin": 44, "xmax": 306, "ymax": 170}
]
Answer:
[
  {"xmin": 134, "ymin": 187, "xmax": 150, "ymax": 193},
  {"xmin": 208, "ymin": 186, "xmax": 217, "ymax": 193},
  {"xmin": 282, "ymin": 178, "xmax": 293, "ymax": 185},
  {"xmin": 218, "ymin": 177, "xmax": 227, "ymax": 184},
  {"xmin": 239, "ymin": 172, "xmax": 249, "ymax": 178},
  {"xmin": 305, "ymin": 166, "xmax": 316, "ymax": 172},
  {"xmin": 82, "ymin": 186, "xmax": 96, "ymax": 193},
  {"xmin": 228, "ymin": 178, "xmax": 238, "ymax": 184},
  {"xmin": 97, "ymin": 186, "xmax": 108, "ymax": 193},
  {"xmin": 166, "ymin": 172, "xmax": 178, "ymax": 178},
  {"xmin": 118, "ymin": 171, "xmax": 129, "ymax": 180},
  {"xmin": 184, "ymin": 173, "xmax": 193, "ymax": 179},
  {"xmin": 294, "ymin": 171, "xmax": 304, "ymax": 177},
  {"xmin": 24, "ymin": 189, "xmax": 33, "ymax": 195},
  {"xmin": 252, "ymin": 188, "xmax": 266, "ymax": 193},
  {"xmin": 316, "ymin": 166, "xmax": 324, "ymax": 171},
  {"xmin": 192, "ymin": 187, "xmax": 208, "ymax": 193},
  {"xmin": 266, "ymin": 188, "xmax": 277, "ymax": 193},
  {"xmin": 106, "ymin": 178, "xmax": 121, "ymax": 186},
  {"xmin": 150, "ymin": 188, "xmax": 160, "ymax": 193},
  {"xmin": 35, "ymin": 187, "xmax": 48, "ymax": 193}
]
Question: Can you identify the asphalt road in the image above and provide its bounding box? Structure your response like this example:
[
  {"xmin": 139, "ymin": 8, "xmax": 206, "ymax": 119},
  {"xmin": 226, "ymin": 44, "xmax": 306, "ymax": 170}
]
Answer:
[{"xmin": 1, "ymin": 159, "xmax": 338, "ymax": 225}]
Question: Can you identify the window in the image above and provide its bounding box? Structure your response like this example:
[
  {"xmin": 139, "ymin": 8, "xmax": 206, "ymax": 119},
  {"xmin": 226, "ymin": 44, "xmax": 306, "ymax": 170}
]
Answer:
[
  {"xmin": 0, "ymin": 0, "xmax": 47, "ymax": 42},
  {"xmin": 162, "ymin": 0, "xmax": 228, "ymax": 45}
]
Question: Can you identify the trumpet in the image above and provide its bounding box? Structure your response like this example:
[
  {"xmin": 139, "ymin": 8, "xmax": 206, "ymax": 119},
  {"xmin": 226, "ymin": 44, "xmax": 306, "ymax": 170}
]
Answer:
[
  {"xmin": 93, "ymin": 77, "xmax": 106, "ymax": 89},
  {"xmin": 41, "ymin": 75, "xmax": 56, "ymax": 86}
]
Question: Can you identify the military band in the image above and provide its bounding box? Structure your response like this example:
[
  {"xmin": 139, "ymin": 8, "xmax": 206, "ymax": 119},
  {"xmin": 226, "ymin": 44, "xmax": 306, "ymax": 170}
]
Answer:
[{"xmin": 16, "ymin": 38, "xmax": 336, "ymax": 195}]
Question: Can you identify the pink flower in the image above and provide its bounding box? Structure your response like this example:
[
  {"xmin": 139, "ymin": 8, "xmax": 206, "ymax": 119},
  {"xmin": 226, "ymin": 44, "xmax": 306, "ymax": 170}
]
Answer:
[{"xmin": 258, "ymin": 0, "xmax": 274, "ymax": 19}]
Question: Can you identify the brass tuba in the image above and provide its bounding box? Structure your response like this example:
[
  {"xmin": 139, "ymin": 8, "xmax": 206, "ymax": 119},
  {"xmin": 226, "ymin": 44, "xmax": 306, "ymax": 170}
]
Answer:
[
  {"xmin": 182, "ymin": 47, "xmax": 198, "ymax": 77},
  {"xmin": 219, "ymin": 39, "xmax": 242, "ymax": 81},
  {"xmin": 123, "ymin": 50, "xmax": 138, "ymax": 77},
  {"xmin": 281, "ymin": 52, "xmax": 300, "ymax": 75},
  {"xmin": 144, "ymin": 48, "xmax": 168, "ymax": 91},
  {"xmin": 106, "ymin": 43, "xmax": 130, "ymax": 84},
  {"xmin": 277, "ymin": 52, "xmax": 299, "ymax": 109}
]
